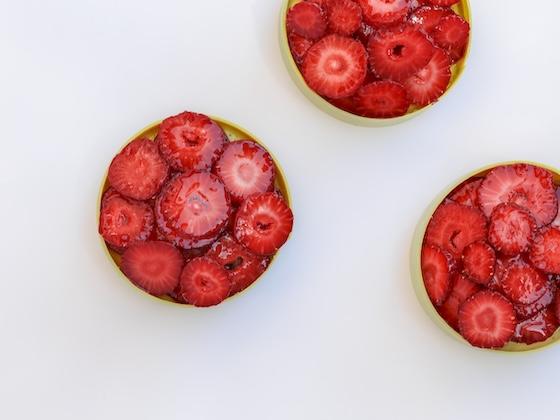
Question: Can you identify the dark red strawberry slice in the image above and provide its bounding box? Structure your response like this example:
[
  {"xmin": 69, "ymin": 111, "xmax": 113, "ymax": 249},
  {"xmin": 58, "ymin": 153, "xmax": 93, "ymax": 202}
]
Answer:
[
  {"xmin": 409, "ymin": 6, "xmax": 454, "ymax": 34},
  {"xmin": 425, "ymin": 0, "xmax": 459, "ymax": 6},
  {"xmin": 551, "ymin": 189, "xmax": 560, "ymax": 228},
  {"xmin": 555, "ymin": 287, "xmax": 560, "ymax": 324},
  {"xmin": 178, "ymin": 257, "xmax": 231, "ymax": 307},
  {"xmin": 403, "ymin": 47, "xmax": 451, "ymax": 106},
  {"xmin": 458, "ymin": 291, "xmax": 516, "ymax": 349},
  {"xmin": 121, "ymin": 241, "xmax": 184, "ymax": 296},
  {"xmin": 501, "ymin": 261, "xmax": 548, "ymax": 305},
  {"xmin": 327, "ymin": 95, "xmax": 357, "ymax": 113},
  {"xmin": 478, "ymin": 164, "xmax": 558, "ymax": 227},
  {"xmin": 353, "ymin": 81, "xmax": 410, "ymax": 118},
  {"xmin": 302, "ymin": 34, "xmax": 367, "ymax": 99},
  {"xmin": 438, "ymin": 273, "xmax": 480, "ymax": 331},
  {"xmin": 206, "ymin": 234, "xmax": 270, "ymax": 295},
  {"xmin": 287, "ymin": 1, "xmax": 328, "ymax": 40},
  {"xmin": 448, "ymin": 178, "xmax": 482, "ymax": 208},
  {"xmin": 326, "ymin": 0, "xmax": 363, "ymax": 36},
  {"xmin": 213, "ymin": 140, "xmax": 276, "ymax": 205},
  {"xmin": 432, "ymin": 15, "xmax": 469, "ymax": 60},
  {"xmin": 99, "ymin": 189, "xmax": 154, "ymax": 251},
  {"xmin": 234, "ymin": 192, "xmax": 294, "ymax": 256},
  {"xmin": 108, "ymin": 138, "xmax": 169, "ymax": 201},
  {"xmin": 357, "ymin": 0, "xmax": 409, "ymax": 26},
  {"xmin": 182, "ymin": 245, "xmax": 211, "ymax": 263},
  {"xmin": 155, "ymin": 172, "xmax": 231, "ymax": 249},
  {"xmin": 368, "ymin": 25, "xmax": 435, "ymax": 81},
  {"xmin": 156, "ymin": 112, "xmax": 227, "ymax": 172},
  {"xmin": 421, "ymin": 244, "xmax": 456, "ymax": 305},
  {"xmin": 288, "ymin": 33, "xmax": 314, "ymax": 64},
  {"xmin": 488, "ymin": 204, "xmax": 537, "ymax": 257},
  {"xmin": 424, "ymin": 201, "xmax": 488, "ymax": 259},
  {"xmin": 355, "ymin": 21, "xmax": 375, "ymax": 46},
  {"xmin": 529, "ymin": 227, "xmax": 560, "ymax": 274},
  {"xmin": 462, "ymin": 241, "xmax": 495, "ymax": 285},
  {"xmin": 512, "ymin": 307, "xmax": 558, "ymax": 345},
  {"xmin": 514, "ymin": 279, "xmax": 556, "ymax": 320},
  {"xmin": 488, "ymin": 256, "xmax": 521, "ymax": 292}
]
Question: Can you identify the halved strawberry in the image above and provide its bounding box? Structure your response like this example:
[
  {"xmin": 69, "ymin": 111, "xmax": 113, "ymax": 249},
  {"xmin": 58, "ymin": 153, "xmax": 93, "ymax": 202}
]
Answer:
[
  {"xmin": 155, "ymin": 172, "xmax": 231, "ymax": 249},
  {"xmin": 326, "ymin": 0, "xmax": 362, "ymax": 36},
  {"xmin": 353, "ymin": 81, "xmax": 410, "ymax": 118},
  {"xmin": 529, "ymin": 227, "xmax": 560, "ymax": 274},
  {"xmin": 357, "ymin": 0, "xmax": 409, "ymax": 26},
  {"xmin": 458, "ymin": 291, "xmax": 516, "ymax": 349},
  {"xmin": 431, "ymin": 14, "xmax": 469, "ymax": 61},
  {"xmin": 108, "ymin": 138, "xmax": 169, "ymax": 201},
  {"xmin": 478, "ymin": 164, "xmax": 558, "ymax": 227},
  {"xmin": 302, "ymin": 34, "xmax": 367, "ymax": 99},
  {"xmin": 425, "ymin": 0, "xmax": 459, "ymax": 6},
  {"xmin": 512, "ymin": 307, "xmax": 558, "ymax": 345},
  {"xmin": 551, "ymin": 188, "xmax": 560, "ymax": 228},
  {"xmin": 462, "ymin": 241, "xmax": 495, "ymax": 285},
  {"xmin": 287, "ymin": 1, "xmax": 328, "ymax": 40},
  {"xmin": 178, "ymin": 257, "xmax": 231, "ymax": 307},
  {"xmin": 514, "ymin": 279, "xmax": 556, "ymax": 320},
  {"xmin": 421, "ymin": 244, "xmax": 456, "ymax": 305},
  {"xmin": 501, "ymin": 261, "xmax": 548, "ymax": 305},
  {"xmin": 403, "ymin": 47, "xmax": 451, "ymax": 106},
  {"xmin": 156, "ymin": 112, "xmax": 227, "ymax": 172},
  {"xmin": 368, "ymin": 25, "xmax": 435, "ymax": 81},
  {"xmin": 488, "ymin": 204, "xmax": 537, "ymax": 257},
  {"xmin": 448, "ymin": 178, "xmax": 482, "ymax": 208},
  {"xmin": 424, "ymin": 201, "xmax": 488, "ymax": 259},
  {"xmin": 438, "ymin": 273, "xmax": 480, "ymax": 331},
  {"xmin": 121, "ymin": 241, "xmax": 184, "ymax": 296},
  {"xmin": 288, "ymin": 33, "xmax": 314, "ymax": 64},
  {"xmin": 213, "ymin": 140, "xmax": 276, "ymax": 205},
  {"xmin": 99, "ymin": 189, "xmax": 154, "ymax": 251},
  {"xmin": 234, "ymin": 192, "xmax": 294, "ymax": 256},
  {"xmin": 409, "ymin": 6, "xmax": 454, "ymax": 34}
]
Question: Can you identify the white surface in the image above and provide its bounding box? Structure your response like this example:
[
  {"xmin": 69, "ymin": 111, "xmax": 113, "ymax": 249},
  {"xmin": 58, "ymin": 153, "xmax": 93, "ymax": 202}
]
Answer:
[{"xmin": 1, "ymin": 0, "xmax": 560, "ymax": 419}]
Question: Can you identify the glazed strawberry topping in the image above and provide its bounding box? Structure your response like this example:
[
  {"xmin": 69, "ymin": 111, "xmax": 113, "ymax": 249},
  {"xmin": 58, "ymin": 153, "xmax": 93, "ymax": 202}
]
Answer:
[
  {"xmin": 409, "ymin": 6, "xmax": 454, "ymax": 34},
  {"xmin": 529, "ymin": 227, "xmax": 560, "ymax": 274},
  {"xmin": 514, "ymin": 279, "xmax": 556, "ymax": 320},
  {"xmin": 353, "ymin": 81, "xmax": 410, "ymax": 118},
  {"xmin": 501, "ymin": 261, "xmax": 548, "ymax": 305},
  {"xmin": 513, "ymin": 307, "xmax": 558, "ymax": 345},
  {"xmin": 462, "ymin": 241, "xmax": 495, "ymax": 285},
  {"xmin": 488, "ymin": 204, "xmax": 536, "ymax": 256},
  {"xmin": 438, "ymin": 273, "xmax": 480, "ymax": 331},
  {"xmin": 421, "ymin": 244, "xmax": 456, "ymax": 305},
  {"xmin": 425, "ymin": 0, "xmax": 459, "ymax": 6},
  {"xmin": 432, "ymin": 14, "xmax": 470, "ymax": 55},
  {"xmin": 287, "ymin": 1, "xmax": 328, "ymax": 40},
  {"xmin": 178, "ymin": 257, "xmax": 231, "ymax": 307},
  {"xmin": 449, "ymin": 178, "xmax": 482, "ymax": 208}
]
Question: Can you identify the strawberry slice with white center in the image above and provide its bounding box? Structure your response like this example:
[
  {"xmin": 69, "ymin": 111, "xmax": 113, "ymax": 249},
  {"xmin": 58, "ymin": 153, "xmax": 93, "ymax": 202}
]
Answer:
[
  {"xmin": 287, "ymin": 1, "xmax": 328, "ymax": 40},
  {"xmin": 368, "ymin": 25, "xmax": 435, "ymax": 81},
  {"xmin": 448, "ymin": 178, "xmax": 482, "ymax": 208},
  {"xmin": 403, "ymin": 47, "xmax": 451, "ymax": 106},
  {"xmin": 458, "ymin": 291, "xmax": 516, "ymax": 349},
  {"xmin": 421, "ymin": 244, "xmax": 456, "ymax": 305},
  {"xmin": 357, "ymin": 0, "xmax": 409, "ymax": 26},
  {"xmin": 289, "ymin": 33, "xmax": 315, "ymax": 64},
  {"xmin": 178, "ymin": 257, "xmax": 231, "ymax": 307},
  {"xmin": 213, "ymin": 140, "xmax": 276, "ymax": 205},
  {"xmin": 431, "ymin": 14, "xmax": 469, "ymax": 62},
  {"xmin": 529, "ymin": 227, "xmax": 560, "ymax": 274},
  {"xmin": 478, "ymin": 164, "xmax": 558, "ymax": 227},
  {"xmin": 501, "ymin": 261, "xmax": 548, "ymax": 305},
  {"xmin": 438, "ymin": 273, "xmax": 480, "ymax": 331},
  {"xmin": 326, "ymin": 0, "xmax": 363, "ymax": 36},
  {"xmin": 234, "ymin": 193, "xmax": 294, "ymax": 256},
  {"xmin": 488, "ymin": 203, "xmax": 537, "ymax": 257},
  {"xmin": 409, "ymin": 6, "xmax": 454, "ymax": 34},
  {"xmin": 121, "ymin": 241, "xmax": 184, "ymax": 296},
  {"xmin": 512, "ymin": 307, "xmax": 559, "ymax": 345},
  {"xmin": 462, "ymin": 241, "xmax": 495, "ymax": 285},
  {"xmin": 302, "ymin": 34, "xmax": 367, "ymax": 99},
  {"xmin": 353, "ymin": 81, "xmax": 410, "ymax": 118}
]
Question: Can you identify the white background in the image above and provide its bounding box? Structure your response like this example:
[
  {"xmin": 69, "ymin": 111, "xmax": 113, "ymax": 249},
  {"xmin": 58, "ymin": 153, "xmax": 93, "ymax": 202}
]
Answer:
[{"xmin": 1, "ymin": 0, "xmax": 560, "ymax": 419}]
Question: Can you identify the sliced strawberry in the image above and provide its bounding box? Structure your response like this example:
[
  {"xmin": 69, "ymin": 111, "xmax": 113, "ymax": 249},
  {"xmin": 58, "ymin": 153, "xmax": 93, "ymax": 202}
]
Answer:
[
  {"xmin": 529, "ymin": 227, "xmax": 560, "ymax": 274},
  {"xmin": 421, "ymin": 244, "xmax": 456, "ymax": 305},
  {"xmin": 156, "ymin": 112, "xmax": 227, "ymax": 172},
  {"xmin": 307, "ymin": 0, "xmax": 328, "ymax": 6},
  {"xmin": 99, "ymin": 189, "xmax": 154, "ymax": 251},
  {"xmin": 555, "ymin": 287, "xmax": 560, "ymax": 324},
  {"xmin": 355, "ymin": 21, "xmax": 375, "ymax": 46},
  {"xmin": 488, "ymin": 204, "xmax": 537, "ymax": 257},
  {"xmin": 425, "ymin": 0, "xmax": 459, "ymax": 6},
  {"xmin": 234, "ymin": 192, "xmax": 294, "ymax": 256},
  {"xmin": 120, "ymin": 241, "xmax": 184, "ymax": 296},
  {"xmin": 327, "ymin": 95, "xmax": 357, "ymax": 113},
  {"xmin": 353, "ymin": 81, "xmax": 410, "ymax": 118},
  {"xmin": 155, "ymin": 172, "xmax": 231, "ymax": 249},
  {"xmin": 288, "ymin": 33, "xmax": 314, "ymax": 64},
  {"xmin": 182, "ymin": 245, "xmax": 211, "ymax": 263},
  {"xmin": 458, "ymin": 291, "xmax": 516, "ymax": 349},
  {"xmin": 551, "ymin": 188, "xmax": 560, "ymax": 228},
  {"xmin": 178, "ymin": 257, "xmax": 230, "ymax": 307},
  {"xmin": 424, "ymin": 201, "xmax": 488, "ymax": 259},
  {"xmin": 448, "ymin": 178, "xmax": 482, "ymax": 208},
  {"xmin": 478, "ymin": 164, "xmax": 558, "ymax": 227},
  {"xmin": 462, "ymin": 241, "xmax": 495, "ymax": 285},
  {"xmin": 213, "ymin": 140, "xmax": 276, "ymax": 205},
  {"xmin": 403, "ymin": 47, "xmax": 451, "ymax": 106},
  {"xmin": 326, "ymin": 0, "xmax": 362, "ymax": 36},
  {"xmin": 368, "ymin": 25, "xmax": 435, "ymax": 81},
  {"xmin": 357, "ymin": 0, "xmax": 409, "ymax": 26},
  {"xmin": 438, "ymin": 273, "xmax": 480, "ymax": 331},
  {"xmin": 501, "ymin": 261, "xmax": 548, "ymax": 305},
  {"xmin": 431, "ymin": 14, "xmax": 469, "ymax": 61},
  {"xmin": 513, "ymin": 307, "xmax": 558, "ymax": 345},
  {"xmin": 409, "ymin": 6, "xmax": 454, "ymax": 34},
  {"xmin": 287, "ymin": 1, "xmax": 327, "ymax": 40},
  {"xmin": 488, "ymin": 256, "xmax": 521, "ymax": 292},
  {"xmin": 206, "ymin": 234, "xmax": 270, "ymax": 295},
  {"xmin": 302, "ymin": 34, "xmax": 367, "ymax": 99},
  {"xmin": 108, "ymin": 138, "xmax": 169, "ymax": 201},
  {"xmin": 514, "ymin": 279, "xmax": 556, "ymax": 320}
]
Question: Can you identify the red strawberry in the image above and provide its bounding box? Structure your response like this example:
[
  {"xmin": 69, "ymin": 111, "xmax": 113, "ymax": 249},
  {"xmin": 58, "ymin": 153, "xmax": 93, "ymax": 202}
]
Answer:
[
  {"xmin": 327, "ymin": 95, "xmax": 357, "ymax": 113},
  {"xmin": 458, "ymin": 291, "xmax": 516, "ymax": 349},
  {"xmin": 448, "ymin": 178, "xmax": 482, "ymax": 208},
  {"xmin": 155, "ymin": 172, "xmax": 231, "ymax": 249},
  {"xmin": 431, "ymin": 14, "xmax": 469, "ymax": 61},
  {"xmin": 514, "ymin": 279, "xmax": 556, "ymax": 320},
  {"xmin": 288, "ymin": 33, "xmax": 314, "ymax": 64},
  {"xmin": 513, "ymin": 307, "xmax": 559, "ymax": 345},
  {"xmin": 302, "ymin": 34, "xmax": 367, "ymax": 99},
  {"xmin": 551, "ymin": 189, "xmax": 560, "ymax": 228},
  {"xmin": 488, "ymin": 204, "xmax": 537, "ymax": 257},
  {"xmin": 307, "ymin": 0, "xmax": 328, "ymax": 6},
  {"xmin": 421, "ymin": 244, "xmax": 456, "ymax": 305},
  {"xmin": 357, "ymin": 0, "xmax": 409, "ymax": 26},
  {"xmin": 403, "ymin": 47, "xmax": 451, "ymax": 106},
  {"xmin": 501, "ymin": 261, "xmax": 548, "ymax": 305},
  {"xmin": 462, "ymin": 241, "xmax": 495, "ymax": 285},
  {"xmin": 368, "ymin": 25, "xmax": 435, "ymax": 81},
  {"xmin": 234, "ymin": 193, "xmax": 294, "ymax": 256},
  {"xmin": 355, "ymin": 21, "xmax": 375, "ymax": 46},
  {"xmin": 409, "ymin": 6, "xmax": 454, "ymax": 34},
  {"xmin": 206, "ymin": 234, "xmax": 270, "ymax": 295},
  {"xmin": 108, "ymin": 138, "xmax": 169, "ymax": 201},
  {"xmin": 182, "ymin": 245, "xmax": 211, "ymax": 263},
  {"xmin": 121, "ymin": 241, "xmax": 184, "ymax": 296},
  {"xmin": 99, "ymin": 189, "xmax": 154, "ymax": 251},
  {"xmin": 529, "ymin": 227, "xmax": 560, "ymax": 274},
  {"xmin": 478, "ymin": 164, "xmax": 558, "ymax": 227},
  {"xmin": 326, "ymin": 0, "xmax": 362, "ymax": 36},
  {"xmin": 213, "ymin": 140, "xmax": 276, "ymax": 205},
  {"xmin": 287, "ymin": 1, "xmax": 327, "ymax": 40},
  {"xmin": 178, "ymin": 257, "xmax": 231, "ymax": 307},
  {"xmin": 425, "ymin": 0, "xmax": 459, "ymax": 6},
  {"xmin": 438, "ymin": 273, "xmax": 480, "ymax": 331},
  {"xmin": 555, "ymin": 287, "xmax": 560, "ymax": 323},
  {"xmin": 353, "ymin": 81, "xmax": 410, "ymax": 118},
  {"xmin": 488, "ymin": 256, "xmax": 521, "ymax": 292},
  {"xmin": 156, "ymin": 112, "xmax": 227, "ymax": 172},
  {"xmin": 424, "ymin": 201, "xmax": 488, "ymax": 259}
]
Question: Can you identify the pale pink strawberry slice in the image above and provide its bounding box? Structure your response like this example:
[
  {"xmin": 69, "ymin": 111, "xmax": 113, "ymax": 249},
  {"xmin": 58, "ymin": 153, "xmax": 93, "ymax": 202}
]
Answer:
[
  {"xmin": 529, "ymin": 227, "xmax": 560, "ymax": 274},
  {"xmin": 403, "ymin": 47, "xmax": 451, "ymax": 106},
  {"xmin": 121, "ymin": 241, "xmax": 184, "ymax": 296},
  {"xmin": 421, "ymin": 244, "xmax": 456, "ymax": 305},
  {"xmin": 448, "ymin": 178, "xmax": 482, "ymax": 208},
  {"xmin": 287, "ymin": 1, "xmax": 328, "ymax": 40},
  {"xmin": 288, "ymin": 33, "xmax": 315, "ymax": 64},
  {"xmin": 514, "ymin": 279, "xmax": 556, "ymax": 320},
  {"xmin": 409, "ymin": 6, "xmax": 454, "ymax": 34},
  {"xmin": 353, "ymin": 81, "xmax": 410, "ymax": 118},
  {"xmin": 501, "ymin": 261, "xmax": 548, "ymax": 305},
  {"xmin": 302, "ymin": 34, "xmax": 367, "ymax": 99},
  {"xmin": 357, "ymin": 0, "xmax": 410, "ymax": 26},
  {"xmin": 478, "ymin": 164, "xmax": 558, "ymax": 227},
  {"xmin": 213, "ymin": 140, "xmax": 276, "ymax": 205},
  {"xmin": 512, "ymin": 307, "xmax": 558, "ymax": 345},
  {"xmin": 488, "ymin": 204, "xmax": 537, "ymax": 256},
  {"xmin": 431, "ymin": 14, "xmax": 469, "ymax": 61},
  {"xmin": 425, "ymin": 0, "xmax": 459, "ymax": 6},
  {"xmin": 438, "ymin": 273, "xmax": 480, "ymax": 331},
  {"xmin": 326, "ymin": 0, "xmax": 363, "ymax": 36},
  {"xmin": 368, "ymin": 25, "xmax": 435, "ymax": 81},
  {"xmin": 178, "ymin": 257, "xmax": 231, "ymax": 307},
  {"xmin": 462, "ymin": 241, "xmax": 495, "ymax": 285},
  {"xmin": 458, "ymin": 291, "xmax": 516, "ymax": 349}
]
